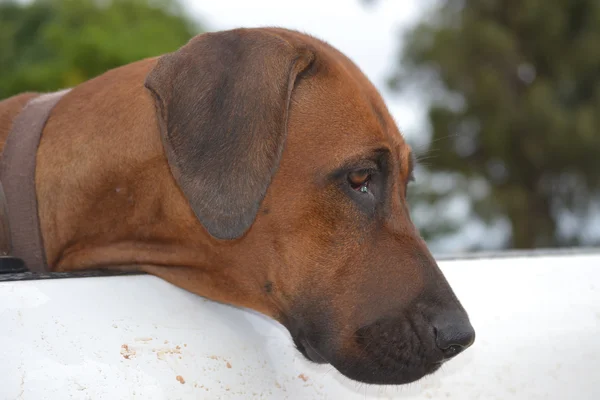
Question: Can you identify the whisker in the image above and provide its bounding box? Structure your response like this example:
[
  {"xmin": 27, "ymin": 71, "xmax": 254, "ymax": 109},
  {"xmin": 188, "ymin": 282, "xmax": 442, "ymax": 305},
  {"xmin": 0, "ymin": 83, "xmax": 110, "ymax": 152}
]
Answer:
[{"xmin": 427, "ymin": 133, "xmax": 459, "ymax": 145}]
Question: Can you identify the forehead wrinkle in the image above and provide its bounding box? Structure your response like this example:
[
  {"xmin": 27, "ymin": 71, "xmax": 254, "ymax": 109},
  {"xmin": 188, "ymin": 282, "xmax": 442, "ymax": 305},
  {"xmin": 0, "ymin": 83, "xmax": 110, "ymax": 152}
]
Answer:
[
  {"xmin": 403, "ymin": 147, "xmax": 415, "ymax": 179},
  {"xmin": 391, "ymin": 140, "xmax": 413, "ymax": 179},
  {"xmin": 286, "ymin": 36, "xmax": 405, "ymax": 174},
  {"xmin": 368, "ymin": 99, "xmax": 389, "ymax": 137},
  {"xmin": 314, "ymin": 39, "xmax": 392, "ymax": 142},
  {"xmin": 329, "ymin": 144, "xmax": 392, "ymax": 172}
]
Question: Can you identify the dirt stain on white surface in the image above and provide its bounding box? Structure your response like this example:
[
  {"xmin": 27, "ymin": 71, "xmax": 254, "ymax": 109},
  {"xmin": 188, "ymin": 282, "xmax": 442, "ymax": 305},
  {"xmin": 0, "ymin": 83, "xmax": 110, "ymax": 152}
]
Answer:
[
  {"xmin": 155, "ymin": 345, "xmax": 182, "ymax": 360},
  {"xmin": 120, "ymin": 344, "xmax": 136, "ymax": 359},
  {"xmin": 176, "ymin": 375, "xmax": 185, "ymax": 384},
  {"xmin": 298, "ymin": 373, "xmax": 309, "ymax": 382},
  {"xmin": 134, "ymin": 337, "xmax": 153, "ymax": 343},
  {"xmin": 206, "ymin": 354, "xmax": 235, "ymax": 370}
]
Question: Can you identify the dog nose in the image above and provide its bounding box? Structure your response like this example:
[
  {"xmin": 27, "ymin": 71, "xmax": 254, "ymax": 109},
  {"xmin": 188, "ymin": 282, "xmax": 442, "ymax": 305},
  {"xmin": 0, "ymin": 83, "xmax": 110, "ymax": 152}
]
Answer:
[{"xmin": 432, "ymin": 311, "xmax": 475, "ymax": 359}]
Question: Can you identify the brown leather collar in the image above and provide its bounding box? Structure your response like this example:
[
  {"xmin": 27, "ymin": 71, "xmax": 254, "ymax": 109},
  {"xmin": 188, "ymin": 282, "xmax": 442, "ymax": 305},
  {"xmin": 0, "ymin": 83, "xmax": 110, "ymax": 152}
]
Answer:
[{"xmin": 0, "ymin": 89, "xmax": 70, "ymax": 273}]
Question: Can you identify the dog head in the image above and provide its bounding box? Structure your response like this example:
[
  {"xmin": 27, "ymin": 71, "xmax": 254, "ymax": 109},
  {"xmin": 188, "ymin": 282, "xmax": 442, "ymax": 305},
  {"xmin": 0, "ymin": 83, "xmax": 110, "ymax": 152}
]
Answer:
[{"xmin": 145, "ymin": 27, "xmax": 475, "ymax": 385}]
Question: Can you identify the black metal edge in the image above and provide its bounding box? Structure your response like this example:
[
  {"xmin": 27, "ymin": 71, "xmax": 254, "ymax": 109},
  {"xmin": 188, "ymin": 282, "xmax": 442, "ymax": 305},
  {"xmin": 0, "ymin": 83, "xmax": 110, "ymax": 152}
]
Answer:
[
  {"xmin": 0, "ymin": 269, "xmax": 145, "ymax": 282},
  {"xmin": 0, "ymin": 256, "xmax": 27, "ymax": 273}
]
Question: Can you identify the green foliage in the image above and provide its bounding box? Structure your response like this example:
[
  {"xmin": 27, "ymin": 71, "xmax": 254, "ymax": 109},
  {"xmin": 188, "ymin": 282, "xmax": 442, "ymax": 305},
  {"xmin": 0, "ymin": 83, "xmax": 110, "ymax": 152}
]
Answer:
[
  {"xmin": 0, "ymin": 0, "xmax": 201, "ymax": 99},
  {"xmin": 390, "ymin": 0, "xmax": 600, "ymax": 249}
]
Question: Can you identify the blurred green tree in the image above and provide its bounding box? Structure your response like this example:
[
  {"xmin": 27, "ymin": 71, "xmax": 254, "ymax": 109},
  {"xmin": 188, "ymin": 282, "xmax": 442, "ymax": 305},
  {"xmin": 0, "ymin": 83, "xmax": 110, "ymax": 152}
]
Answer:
[
  {"xmin": 0, "ymin": 0, "xmax": 201, "ymax": 99},
  {"xmin": 387, "ymin": 0, "xmax": 600, "ymax": 249}
]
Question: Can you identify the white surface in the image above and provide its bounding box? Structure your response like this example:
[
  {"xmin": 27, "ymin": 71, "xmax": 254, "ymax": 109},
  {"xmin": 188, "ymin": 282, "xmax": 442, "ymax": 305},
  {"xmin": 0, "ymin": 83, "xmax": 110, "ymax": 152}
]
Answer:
[{"xmin": 1, "ymin": 253, "xmax": 599, "ymax": 400}]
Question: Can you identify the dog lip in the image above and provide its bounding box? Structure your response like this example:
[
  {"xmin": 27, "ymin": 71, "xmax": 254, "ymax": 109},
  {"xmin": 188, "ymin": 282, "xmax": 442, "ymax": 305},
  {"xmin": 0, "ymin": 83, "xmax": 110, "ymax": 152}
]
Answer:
[{"xmin": 299, "ymin": 337, "xmax": 328, "ymax": 363}]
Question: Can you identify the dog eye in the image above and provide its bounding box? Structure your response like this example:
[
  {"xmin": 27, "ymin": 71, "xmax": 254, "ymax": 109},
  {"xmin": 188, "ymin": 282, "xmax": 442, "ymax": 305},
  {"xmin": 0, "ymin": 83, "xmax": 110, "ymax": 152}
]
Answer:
[{"xmin": 348, "ymin": 170, "xmax": 372, "ymax": 193}]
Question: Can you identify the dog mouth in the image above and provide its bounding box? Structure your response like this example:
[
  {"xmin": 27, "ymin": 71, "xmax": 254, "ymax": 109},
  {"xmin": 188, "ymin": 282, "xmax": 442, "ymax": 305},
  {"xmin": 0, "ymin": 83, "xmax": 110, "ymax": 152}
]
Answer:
[
  {"xmin": 290, "ymin": 321, "xmax": 446, "ymax": 385},
  {"xmin": 294, "ymin": 332, "xmax": 443, "ymax": 385},
  {"xmin": 294, "ymin": 334, "xmax": 328, "ymax": 364}
]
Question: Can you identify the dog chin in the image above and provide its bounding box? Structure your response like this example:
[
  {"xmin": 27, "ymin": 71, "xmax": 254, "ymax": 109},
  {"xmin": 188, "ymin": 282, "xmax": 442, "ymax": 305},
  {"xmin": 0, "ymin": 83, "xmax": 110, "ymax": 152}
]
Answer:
[
  {"xmin": 334, "ymin": 359, "xmax": 443, "ymax": 385},
  {"xmin": 293, "ymin": 335, "xmax": 442, "ymax": 385},
  {"xmin": 295, "ymin": 337, "xmax": 329, "ymax": 364}
]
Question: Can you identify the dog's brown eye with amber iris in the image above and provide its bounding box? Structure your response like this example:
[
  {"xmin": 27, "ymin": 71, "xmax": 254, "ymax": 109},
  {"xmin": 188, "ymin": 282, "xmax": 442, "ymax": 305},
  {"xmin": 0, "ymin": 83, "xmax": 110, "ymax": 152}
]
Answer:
[{"xmin": 348, "ymin": 170, "xmax": 371, "ymax": 193}]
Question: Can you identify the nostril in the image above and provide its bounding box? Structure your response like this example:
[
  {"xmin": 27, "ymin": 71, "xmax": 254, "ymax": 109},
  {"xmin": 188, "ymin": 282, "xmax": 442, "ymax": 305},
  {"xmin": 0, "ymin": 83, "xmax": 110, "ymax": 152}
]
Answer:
[
  {"xmin": 441, "ymin": 344, "xmax": 464, "ymax": 358},
  {"xmin": 433, "ymin": 317, "xmax": 476, "ymax": 359}
]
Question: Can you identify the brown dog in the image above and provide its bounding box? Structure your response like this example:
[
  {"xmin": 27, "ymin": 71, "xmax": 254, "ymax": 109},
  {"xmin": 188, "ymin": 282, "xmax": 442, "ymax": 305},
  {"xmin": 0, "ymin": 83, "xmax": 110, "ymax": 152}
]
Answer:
[{"xmin": 0, "ymin": 27, "xmax": 474, "ymax": 385}]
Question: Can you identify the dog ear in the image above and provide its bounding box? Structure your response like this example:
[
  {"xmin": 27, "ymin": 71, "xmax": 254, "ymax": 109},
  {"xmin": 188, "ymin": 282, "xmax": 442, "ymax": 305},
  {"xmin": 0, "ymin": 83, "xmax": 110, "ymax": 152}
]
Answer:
[{"xmin": 145, "ymin": 29, "xmax": 314, "ymax": 240}]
